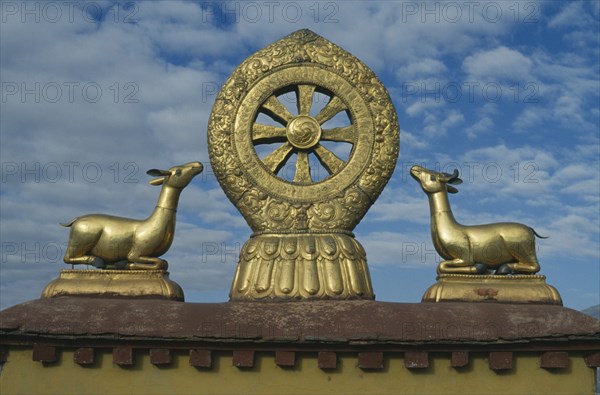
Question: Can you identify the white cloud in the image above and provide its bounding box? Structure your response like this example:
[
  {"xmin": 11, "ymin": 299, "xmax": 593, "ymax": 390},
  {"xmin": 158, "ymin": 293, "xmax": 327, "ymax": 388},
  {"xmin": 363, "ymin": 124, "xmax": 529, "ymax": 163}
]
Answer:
[
  {"xmin": 397, "ymin": 58, "xmax": 447, "ymax": 80},
  {"xmin": 438, "ymin": 144, "xmax": 558, "ymax": 192},
  {"xmin": 400, "ymin": 130, "xmax": 428, "ymax": 150},
  {"xmin": 463, "ymin": 46, "xmax": 534, "ymax": 81},
  {"xmin": 465, "ymin": 116, "xmax": 494, "ymax": 139},
  {"xmin": 361, "ymin": 231, "xmax": 436, "ymax": 268},
  {"xmin": 421, "ymin": 109, "xmax": 464, "ymax": 137},
  {"xmin": 405, "ymin": 99, "xmax": 444, "ymax": 117},
  {"xmin": 548, "ymin": 1, "xmax": 594, "ymax": 29},
  {"xmin": 510, "ymin": 49, "xmax": 599, "ymax": 135},
  {"xmin": 367, "ymin": 187, "xmax": 430, "ymax": 225},
  {"xmin": 541, "ymin": 212, "xmax": 600, "ymax": 259}
]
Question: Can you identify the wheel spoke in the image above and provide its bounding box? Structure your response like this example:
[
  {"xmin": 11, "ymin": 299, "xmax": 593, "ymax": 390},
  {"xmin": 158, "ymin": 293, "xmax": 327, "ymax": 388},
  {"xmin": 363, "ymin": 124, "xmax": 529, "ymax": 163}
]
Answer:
[
  {"xmin": 263, "ymin": 142, "xmax": 294, "ymax": 174},
  {"xmin": 293, "ymin": 151, "xmax": 312, "ymax": 183},
  {"xmin": 252, "ymin": 124, "xmax": 287, "ymax": 144},
  {"xmin": 315, "ymin": 96, "xmax": 347, "ymax": 124},
  {"xmin": 261, "ymin": 95, "xmax": 294, "ymax": 125},
  {"xmin": 321, "ymin": 126, "xmax": 355, "ymax": 143},
  {"xmin": 296, "ymin": 85, "xmax": 316, "ymax": 116},
  {"xmin": 313, "ymin": 144, "xmax": 344, "ymax": 174}
]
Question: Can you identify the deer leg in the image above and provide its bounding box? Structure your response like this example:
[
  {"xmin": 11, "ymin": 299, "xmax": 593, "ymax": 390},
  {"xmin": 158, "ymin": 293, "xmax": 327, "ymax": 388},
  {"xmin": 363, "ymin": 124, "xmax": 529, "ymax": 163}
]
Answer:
[
  {"xmin": 126, "ymin": 254, "xmax": 168, "ymax": 270},
  {"xmin": 437, "ymin": 241, "xmax": 482, "ymax": 274},
  {"xmin": 513, "ymin": 260, "xmax": 540, "ymax": 273},
  {"xmin": 64, "ymin": 255, "xmax": 105, "ymax": 268},
  {"xmin": 513, "ymin": 248, "xmax": 541, "ymax": 274},
  {"xmin": 437, "ymin": 258, "xmax": 480, "ymax": 274},
  {"xmin": 498, "ymin": 239, "xmax": 541, "ymax": 274},
  {"xmin": 497, "ymin": 261, "xmax": 540, "ymax": 275},
  {"xmin": 111, "ymin": 261, "xmax": 130, "ymax": 270},
  {"xmin": 63, "ymin": 236, "xmax": 105, "ymax": 268}
]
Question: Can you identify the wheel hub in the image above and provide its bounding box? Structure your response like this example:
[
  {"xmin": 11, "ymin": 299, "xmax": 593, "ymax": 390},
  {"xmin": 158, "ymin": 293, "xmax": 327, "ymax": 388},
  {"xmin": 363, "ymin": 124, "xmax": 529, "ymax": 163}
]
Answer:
[{"xmin": 286, "ymin": 115, "xmax": 322, "ymax": 150}]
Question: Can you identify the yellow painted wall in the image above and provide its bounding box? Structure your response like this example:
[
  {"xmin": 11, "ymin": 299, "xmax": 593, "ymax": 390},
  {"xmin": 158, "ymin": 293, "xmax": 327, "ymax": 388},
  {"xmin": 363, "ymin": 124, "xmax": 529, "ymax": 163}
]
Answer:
[{"xmin": 0, "ymin": 347, "xmax": 596, "ymax": 395}]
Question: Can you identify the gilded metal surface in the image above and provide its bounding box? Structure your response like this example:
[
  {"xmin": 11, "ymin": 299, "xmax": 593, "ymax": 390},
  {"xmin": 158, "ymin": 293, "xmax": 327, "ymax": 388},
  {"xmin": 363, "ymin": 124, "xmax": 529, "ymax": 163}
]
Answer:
[
  {"xmin": 230, "ymin": 233, "xmax": 372, "ymax": 300},
  {"xmin": 410, "ymin": 165, "xmax": 544, "ymax": 275},
  {"xmin": 62, "ymin": 162, "xmax": 203, "ymax": 270},
  {"xmin": 422, "ymin": 274, "xmax": 562, "ymax": 305},
  {"xmin": 208, "ymin": 29, "xmax": 399, "ymax": 300},
  {"xmin": 41, "ymin": 269, "xmax": 184, "ymax": 301}
]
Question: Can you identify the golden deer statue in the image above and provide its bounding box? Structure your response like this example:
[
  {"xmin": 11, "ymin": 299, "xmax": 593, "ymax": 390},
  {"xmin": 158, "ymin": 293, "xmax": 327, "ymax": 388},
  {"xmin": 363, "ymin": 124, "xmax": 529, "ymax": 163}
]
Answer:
[
  {"xmin": 61, "ymin": 162, "xmax": 203, "ymax": 270},
  {"xmin": 410, "ymin": 165, "xmax": 545, "ymax": 275}
]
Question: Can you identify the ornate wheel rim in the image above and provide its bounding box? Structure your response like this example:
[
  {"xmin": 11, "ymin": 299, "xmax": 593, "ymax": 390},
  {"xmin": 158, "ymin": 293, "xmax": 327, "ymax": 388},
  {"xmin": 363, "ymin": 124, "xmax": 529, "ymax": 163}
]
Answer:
[{"xmin": 234, "ymin": 65, "xmax": 374, "ymax": 202}]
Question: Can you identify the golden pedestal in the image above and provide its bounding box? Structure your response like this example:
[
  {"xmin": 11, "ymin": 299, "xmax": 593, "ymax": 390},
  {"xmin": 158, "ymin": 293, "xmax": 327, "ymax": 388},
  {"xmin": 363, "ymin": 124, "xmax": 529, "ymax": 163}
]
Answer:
[
  {"xmin": 422, "ymin": 274, "xmax": 562, "ymax": 305},
  {"xmin": 230, "ymin": 233, "xmax": 374, "ymax": 300},
  {"xmin": 41, "ymin": 270, "xmax": 184, "ymax": 301}
]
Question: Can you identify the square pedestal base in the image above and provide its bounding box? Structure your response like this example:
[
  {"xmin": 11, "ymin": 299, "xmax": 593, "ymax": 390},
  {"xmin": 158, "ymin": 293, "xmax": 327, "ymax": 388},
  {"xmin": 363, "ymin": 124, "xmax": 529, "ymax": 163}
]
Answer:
[
  {"xmin": 41, "ymin": 269, "xmax": 184, "ymax": 301},
  {"xmin": 422, "ymin": 274, "xmax": 562, "ymax": 305}
]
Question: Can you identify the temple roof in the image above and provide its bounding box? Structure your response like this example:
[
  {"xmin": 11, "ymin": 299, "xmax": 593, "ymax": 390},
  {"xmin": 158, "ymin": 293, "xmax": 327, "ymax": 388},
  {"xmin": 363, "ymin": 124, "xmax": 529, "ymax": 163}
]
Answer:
[{"xmin": 1, "ymin": 298, "xmax": 599, "ymax": 350}]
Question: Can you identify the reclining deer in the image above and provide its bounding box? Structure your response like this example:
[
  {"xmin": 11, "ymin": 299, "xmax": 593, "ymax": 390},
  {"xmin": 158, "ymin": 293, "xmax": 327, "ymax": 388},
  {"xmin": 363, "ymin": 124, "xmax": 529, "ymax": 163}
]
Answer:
[
  {"xmin": 61, "ymin": 162, "xmax": 203, "ymax": 270},
  {"xmin": 410, "ymin": 165, "xmax": 545, "ymax": 275}
]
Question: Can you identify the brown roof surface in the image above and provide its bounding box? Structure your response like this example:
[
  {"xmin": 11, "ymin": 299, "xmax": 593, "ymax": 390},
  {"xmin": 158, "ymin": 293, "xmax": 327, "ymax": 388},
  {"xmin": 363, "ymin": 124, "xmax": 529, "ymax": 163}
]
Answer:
[{"xmin": 1, "ymin": 298, "xmax": 599, "ymax": 348}]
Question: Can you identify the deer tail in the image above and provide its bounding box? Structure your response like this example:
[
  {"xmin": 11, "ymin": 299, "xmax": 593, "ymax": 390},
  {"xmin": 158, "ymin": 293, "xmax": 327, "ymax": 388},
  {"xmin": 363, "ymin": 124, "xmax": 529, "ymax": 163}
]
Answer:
[
  {"xmin": 531, "ymin": 227, "xmax": 548, "ymax": 239},
  {"xmin": 60, "ymin": 219, "xmax": 77, "ymax": 227}
]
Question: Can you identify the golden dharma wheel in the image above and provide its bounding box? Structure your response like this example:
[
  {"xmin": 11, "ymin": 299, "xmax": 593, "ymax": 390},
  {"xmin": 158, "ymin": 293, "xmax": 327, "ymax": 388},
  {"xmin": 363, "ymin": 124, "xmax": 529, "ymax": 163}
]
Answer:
[
  {"xmin": 234, "ymin": 65, "xmax": 373, "ymax": 203},
  {"xmin": 208, "ymin": 30, "xmax": 399, "ymax": 300}
]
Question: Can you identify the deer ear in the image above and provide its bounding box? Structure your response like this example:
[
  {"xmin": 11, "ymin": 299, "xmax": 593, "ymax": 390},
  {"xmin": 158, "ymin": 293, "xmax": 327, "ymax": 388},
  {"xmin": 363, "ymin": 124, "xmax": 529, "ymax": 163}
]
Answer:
[
  {"xmin": 148, "ymin": 177, "xmax": 165, "ymax": 186},
  {"xmin": 449, "ymin": 177, "xmax": 463, "ymax": 185},
  {"xmin": 447, "ymin": 185, "xmax": 459, "ymax": 194},
  {"xmin": 147, "ymin": 169, "xmax": 169, "ymax": 177}
]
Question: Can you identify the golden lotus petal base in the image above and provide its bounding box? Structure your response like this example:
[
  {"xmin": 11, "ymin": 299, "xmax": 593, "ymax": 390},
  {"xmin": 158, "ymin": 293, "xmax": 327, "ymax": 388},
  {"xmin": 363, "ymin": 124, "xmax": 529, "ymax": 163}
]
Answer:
[
  {"xmin": 41, "ymin": 269, "xmax": 184, "ymax": 301},
  {"xmin": 422, "ymin": 274, "xmax": 562, "ymax": 305},
  {"xmin": 230, "ymin": 234, "xmax": 374, "ymax": 300}
]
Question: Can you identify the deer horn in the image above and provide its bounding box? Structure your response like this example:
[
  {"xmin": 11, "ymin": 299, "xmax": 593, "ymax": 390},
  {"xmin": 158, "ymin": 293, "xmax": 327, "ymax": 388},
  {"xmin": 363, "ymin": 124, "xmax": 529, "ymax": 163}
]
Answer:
[
  {"xmin": 448, "ymin": 168, "xmax": 463, "ymax": 185},
  {"xmin": 439, "ymin": 169, "xmax": 456, "ymax": 181}
]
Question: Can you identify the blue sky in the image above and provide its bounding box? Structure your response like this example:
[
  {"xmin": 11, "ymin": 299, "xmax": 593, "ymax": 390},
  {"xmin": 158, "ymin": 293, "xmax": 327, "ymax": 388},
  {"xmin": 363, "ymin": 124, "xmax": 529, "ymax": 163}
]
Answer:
[{"xmin": 1, "ymin": 1, "xmax": 598, "ymax": 310}]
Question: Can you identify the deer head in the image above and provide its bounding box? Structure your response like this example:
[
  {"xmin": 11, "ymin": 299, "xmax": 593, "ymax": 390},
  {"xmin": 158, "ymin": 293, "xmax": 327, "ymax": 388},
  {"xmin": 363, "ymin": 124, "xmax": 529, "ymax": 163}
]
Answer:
[
  {"xmin": 410, "ymin": 165, "xmax": 463, "ymax": 194},
  {"xmin": 147, "ymin": 162, "xmax": 204, "ymax": 189}
]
